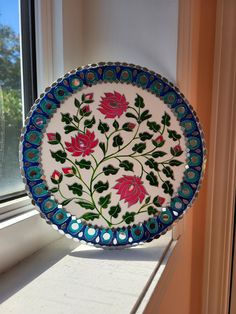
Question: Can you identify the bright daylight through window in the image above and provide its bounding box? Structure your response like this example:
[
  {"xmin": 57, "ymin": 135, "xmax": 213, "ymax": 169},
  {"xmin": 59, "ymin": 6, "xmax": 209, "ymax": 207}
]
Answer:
[{"xmin": 0, "ymin": 0, "xmax": 23, "ymax": 199}]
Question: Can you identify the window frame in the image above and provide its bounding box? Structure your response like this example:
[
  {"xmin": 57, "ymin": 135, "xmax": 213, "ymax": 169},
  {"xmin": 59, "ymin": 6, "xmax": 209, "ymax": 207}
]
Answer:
[
  {"xmin": 0, "ymin": 0, "xmax": 37, "ymax": 204},
  {"xmin": 20, "ymin": 0, "xmax": 38, "ymax": 117}
]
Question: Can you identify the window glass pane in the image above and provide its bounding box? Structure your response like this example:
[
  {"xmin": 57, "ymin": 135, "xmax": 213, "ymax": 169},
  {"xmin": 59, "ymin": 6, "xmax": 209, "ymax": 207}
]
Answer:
[{"xmin": 0, "ymin": 0, "xmax": 24, "ymax": 198}]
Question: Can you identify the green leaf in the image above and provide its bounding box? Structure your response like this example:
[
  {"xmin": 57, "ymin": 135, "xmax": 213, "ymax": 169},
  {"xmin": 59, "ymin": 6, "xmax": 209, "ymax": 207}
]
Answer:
[
  {"xmin": 73, "ymin": 115, "xmax": 80, "ymax": 123},
  {"xmin": 139, "ymin": 132, "xmax": 153, "ymax": 141},
  {"xmin": 68, "ymin": 183, "xmax": 83, "ymax": 196},
  {"xmin": 98, "ymin": 120, "xmax": 109, "ymax": 133},
  {"xmin": 113, "ymin": 134, "xmax": 123, "ymax": 147},
  {"xmin": 55, "ymin": 132, "xmax": 61, "ymax": 142},
  {"xmin": 113, "ymin": 120, "xmax": 119, "ymax": 130},
  {"xmin": 77, "ymin": 201, "xmax": 95, "ymax": 210},
  {"xmin": 48, "ymin": 140, "xmax": 60, "ymax": 145},
  {"xmin": 152, "ymin": 151, "xmax": 167, "ymax": 158},
  {"xmin": 145, "ymin": 158, "xmax": 159, "ymax": 171},
  {"xmin": 98, "ymin": 194, "xmax": 111, "ymax": 208},
  {"xmin": 162, "ymin": 181, "xmax": 174, "ymax": 196},
  {"xmin": 61, "ymin": 113, "xmax": 73, "ymax": 124},
  {"xmin": 83, "ymin": 99, "xmax": 94, "ymax": 104},
  {"xmin": 162, "ymin": 166, "xmax": 174, "ymax": 179},
  {"xmin": 51, "ymin": 150, "xmax": 67, "ymax": 163},
  {"xmin": 146, "ymin": 172, "xmax": 159, "ymax": 186},
  {"xmin": 84, "ymin": 116, "xmax": 96, "ymax": 129},
  {"xmin": 64, "ymin": 125, "xmax": 78, "ymax": 134},
  {"xmin": 74, "ymin": 98, "xmax": 81, "ymax": 108},
  {"xmin": 51, "ymin": 178, "xmax": 58, "ymax": 185},
  {"xmin": 119, "ymin": 160, "xmax": 134, "ymax": 171},
  {"xmin": 140, "ymin": 110, "xmax": 152, "ymax": 122},
  {"xmin": 169, "ymin": 160, "xmax": 183, "ymax": 166},
  {"xmin": 161, "ymin": 112, "xmax": 171, "ymax": 126},
  {"xmin": 148, "ymin": 206, "xmax": 158, "ymax": 215},
  {"xmin": 109, "ymin": 204, "xmax": 121, "ymax": 218},
  {"xmin": 50, "ymin": 187, "xmax": 58, "ymax": 193},
  {"xmin": 126, "ymin": 112, "xmax": 138, "ymax": 120},
  {"xmin": 134, "ymin": 94, "xmax": 145, "ymax": 108},
  {"xmin": 170, "ymin": 147, "xmax": 183, "ymax": 157},
  {"xmin": 75, "ymin": 159, "xmax": 91, "ymax": 169},
  {"xmin": 93, "ymin": 181, "xmax": 109, "ymax": 193},
  {"xmin": 103, "ymin": 165, "xmax": 119, "ymax": 176},
  {"xmin": 167, "ymin": 129, "xmax": 181, "ymax": 141},
  {"xmin": 80, "ymin": 212, "xmax": 99, "ymax": 221},
  {"xmin": 99, "ymin": 142, "xmax": 106, "ymax": 155},
  {"xmin": 122, "ymin": 212, "xmax": 136, "ymax": 224},
  {"xmin": 147, "ymin": 121, "xmax": 161, "ymax": 132},
  {"xmin": 145, "ymin": 196, "xmax": 151, "ymax": 204},
  {"xmin": 61, "ymin": 199, "xmax": 73, "ymax": 206},
  {"xmin": 132, "ymin": 142, "xmax": 146, "ymax": 153}
]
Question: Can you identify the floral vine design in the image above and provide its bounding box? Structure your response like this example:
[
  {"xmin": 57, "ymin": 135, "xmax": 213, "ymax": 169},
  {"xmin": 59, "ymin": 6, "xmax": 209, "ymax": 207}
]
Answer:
[{"xmin": 47, "ymin": 91, "xmax": 184, "ymax": 227}]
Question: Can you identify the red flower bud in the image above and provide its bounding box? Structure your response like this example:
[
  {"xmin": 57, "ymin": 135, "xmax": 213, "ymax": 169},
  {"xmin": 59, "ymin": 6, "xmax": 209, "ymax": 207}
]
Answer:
[
  {"xmin": 62, "ymin": 167, "xmax": 74, "ymax": 175},
  {"xmin": 47, "ymin": 133, "xmax": 57, "ymax": 141},
  {"xmin": 174, "ymin": 145, "xmax": 182, "ymax": 152},
  {"xmin": 154, "ymin": 135, "xmax": 164, "ymax": 144},
  {"xmin": 84, "ymin": 93, "xmax": 94, "ymax": 101},
  {"xmin": 127, "ymin": 122, "xmax": 136, "ymax": 130},
  {"xmin": 51, "ymin": 170, "xmax": 62, "ymax": 184},
  {"xmin": 81, "ymin": 105, "xmax": 91, "ymax": 113},
  {"xmin": 157, "ymin": 196, "xmax": 165, "ymax": 206}
]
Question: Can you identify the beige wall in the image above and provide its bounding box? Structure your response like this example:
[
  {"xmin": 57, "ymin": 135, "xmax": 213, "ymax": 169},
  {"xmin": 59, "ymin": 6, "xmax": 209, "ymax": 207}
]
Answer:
[{"xmin": 144, "ymin": 0, "xmax": 217, "ymax": 313}]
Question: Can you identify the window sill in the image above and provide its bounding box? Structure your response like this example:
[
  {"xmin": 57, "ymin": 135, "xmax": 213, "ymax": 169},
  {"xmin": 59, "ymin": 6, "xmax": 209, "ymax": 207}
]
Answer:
[
  {"xmin": 0, "ymin": 231, "xmax": 175, "ymax": 314},
  {"xmin": 0, "ymin": 208, "xmax": 61, "ymax": 274}
]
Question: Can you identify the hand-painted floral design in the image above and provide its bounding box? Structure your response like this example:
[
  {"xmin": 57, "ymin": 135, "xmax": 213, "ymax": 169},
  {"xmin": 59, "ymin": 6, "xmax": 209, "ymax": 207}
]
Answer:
[
  {"xmin": 155, "ymin": 196, "xmax": 165, "ymax": 206},
  {"xmin": 65, "ymin": 130, "xmax": 98, "ymax": 157},
  {"xmin": 51, "ymin": 170, "xmax": 62, "ymax": 184},
  {"xmin": 173, "ymin": 145, "xmax": 182, "ymax": 153},
  {"xmin": 98, "ymin": 91, "xmax": 129, "ymax": 118},
  {"xmin": 47, "ymin": 133, "xmax": 57, "ymax": 141},
  {"xmin": 62, "ymin": 167, "xmax": 74, "ymax": 175},
  {"xmin": 114, "ymin": 175, "xmax": 148, "ymax": 207},
  {"xmin": 83, "ymin": 93, "xmax": 94, "ymax": 102},
  {"xmin": 48, "ymin": 92, "xmax": 185, "ymax": 227},
  {"xmin": 81, "ymin": 105, "xmax": 91, "ymax": 114},
  {"xmin": 154, "ymin": 135, "xmax": 165, "ymax": 146}
]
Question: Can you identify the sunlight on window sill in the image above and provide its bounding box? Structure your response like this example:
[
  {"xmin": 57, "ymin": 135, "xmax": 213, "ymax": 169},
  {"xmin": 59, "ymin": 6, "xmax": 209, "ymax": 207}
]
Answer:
[{"xmin": 0, "ymin": 230, "xmax": 175, "ymax": 314}]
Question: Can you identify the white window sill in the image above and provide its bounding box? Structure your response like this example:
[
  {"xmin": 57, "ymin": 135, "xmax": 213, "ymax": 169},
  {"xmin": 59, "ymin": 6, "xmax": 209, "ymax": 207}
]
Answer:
[{"xmin": 0, "ymin": 231, "xmax": 175, "ymax": 314}]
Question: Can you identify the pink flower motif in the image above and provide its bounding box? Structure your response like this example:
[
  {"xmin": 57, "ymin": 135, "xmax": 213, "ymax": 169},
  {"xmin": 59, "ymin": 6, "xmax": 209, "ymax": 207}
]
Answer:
[
  {"xmin": 114, "ymin": 175, "xmax": 148, "ymax": 207},
  {"xmin": 127, "ymin": 123, "xmax": 136, "ymax": 130},
  {"xmin": 83, "ymin": 93, "xmax": 94, "ymax": 101},
  {"xmin": 65, "ymin": 130, "xmax": 98, "ymax": 157},
  {"xmin": 81, "ymin": 105, "xmax": 91, "ymax": 114},
  {"xmin": 62, "ymin": 167, "xmax": 74, "ymax": 175},
  {"xmin": 98, "ymin": 91, "xmax": 129, "ymax": 119},
  {"xmin": 47, "ymin": 133, "xmax": 56, "ymax": 141},
  {"xmin": 154, "ymin": 135, "xmax": 165, "ymax": 145},
  {"xmin": 51, "ymin": 170, "xmax": 62, "ymax": 183},
  {"xmin": 173, "ymin": 145, "xmax": 182, "ymax": 153},
  {"xmin": 156, "ymin": 196, "xmax": 165, "ymax": 206}
]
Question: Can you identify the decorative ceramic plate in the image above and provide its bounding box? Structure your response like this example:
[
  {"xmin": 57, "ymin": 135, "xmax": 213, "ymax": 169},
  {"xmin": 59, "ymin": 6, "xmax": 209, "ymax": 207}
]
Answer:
[{"xmin": 20, "ymin": 62, "xmax": 206, "ymax": 248}]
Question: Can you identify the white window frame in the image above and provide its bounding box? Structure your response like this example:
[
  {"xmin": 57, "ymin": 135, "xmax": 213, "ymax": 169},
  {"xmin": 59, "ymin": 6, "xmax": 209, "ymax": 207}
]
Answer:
[{"xmin": 0, "ymin": 0, "xmax": 65, "ymax": 273}]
